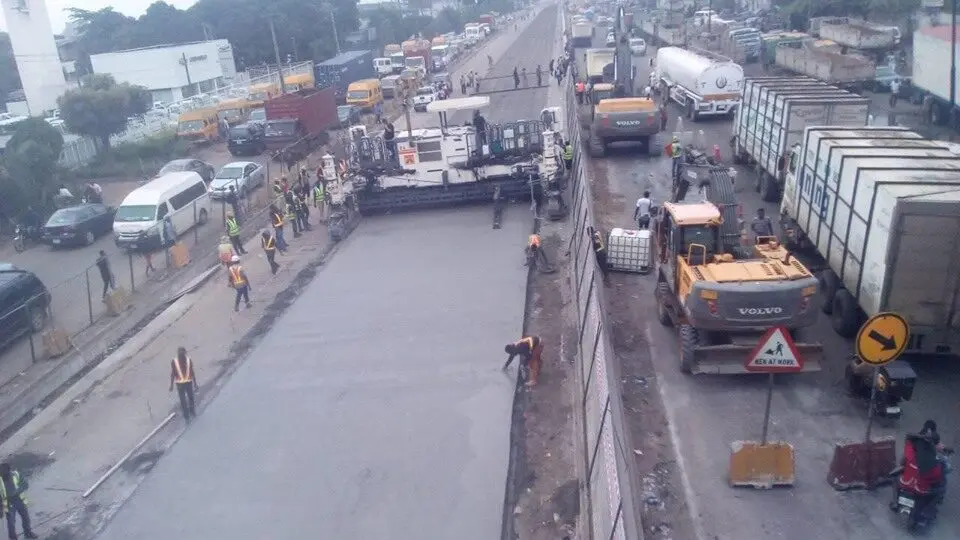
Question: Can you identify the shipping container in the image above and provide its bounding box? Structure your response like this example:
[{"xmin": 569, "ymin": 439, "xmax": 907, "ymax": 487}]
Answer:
[
  {"xmin": 263, "ymin": 87, "xmax": 338, "ymax": 153},
  {"xmin": 912, "ymin": 25, "xmax": 960, "ymax": 125},
  {"xmin": 733, "ymin": 77, "xmax": 870, "ymax": 201},
  {"xmin": 315, "ymin": 50, "xmax": 375, "ymax": 103},
  {"xmin": 780, "ymin": 126, "xmax": 960, "ymax": 350}
]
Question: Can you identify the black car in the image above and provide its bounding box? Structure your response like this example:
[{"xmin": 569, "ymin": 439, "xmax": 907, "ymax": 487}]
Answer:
[
  {"xmin": 158, "ymin": 158, "xmax": 215, "ymax": 183},
  {"xmin": 227, "ymin": 123, "xmax": 266, "ymax": 156},
  {"xmin": 247, "ymin": 107, "xmax": 266, "ymax": 128},
  {"xmin": 0, "ymin": 265, "xmax": 50, "ymax": 346},
  {"xmin": 42, "ymin": 204, "xmax": 116, "ymax": 247},
  {"xmin": 337, "ymin": 105, "xmax": 361, "ymax": 127}
]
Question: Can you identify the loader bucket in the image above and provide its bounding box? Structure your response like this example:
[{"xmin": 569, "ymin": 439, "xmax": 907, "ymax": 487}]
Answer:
[{"xmin": 689, "ymin": 342, "xmax": 824, "ymax": 375}]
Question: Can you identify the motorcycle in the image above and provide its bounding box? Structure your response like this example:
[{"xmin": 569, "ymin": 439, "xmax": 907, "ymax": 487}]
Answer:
[
  {"xmin": 13, "ymin": 224, "xmax": 42, "ymax": 253},
  {"xmin": 889, "ymin": 435, "xmax": 953, "ymax": 530},
  {"xmin": 845, "ymin": 355, "xmax": 916, "ymax": 419}
]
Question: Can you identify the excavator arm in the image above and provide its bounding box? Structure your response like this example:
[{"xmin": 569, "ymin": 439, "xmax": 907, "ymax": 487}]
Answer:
[{"xmin": 612, "ymin": 4, "xmax": 635, "ymax": 97}]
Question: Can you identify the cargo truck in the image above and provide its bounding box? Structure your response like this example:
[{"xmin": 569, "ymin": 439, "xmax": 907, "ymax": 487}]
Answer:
[
  {"xmin": 912, "ymin": 25, "xmax": 960, "ymax": 126},
  {"xmin": 780, "ymin": 126, "xmax": 960, "ymax": 351},
  {"xmin": 263, "ymin": 87, "xmax": 338, "ymax": 158},
  {"xmin": 315, "ymin": 50, "xmax": 375, "ymax": 104},
  {"xmin": 818, "ymin": 19, "xmax": 898, "ymax": 50},
  {"xmin": 584, "ymin": 48, "xmax": 615, "ymax": 83},
  {"xmin": 572, "ymin": 22, "xmax": 593, "ymax": 47},
  {"xmin": 774, "ymin": 39, "xmax": 875, "ymax": 89},
  {"xmin": 652, "ymin": 47, "xmax": 743, "ymax": 122},
  {"xmin": 732, "ymin": 77, "xmax": 870, "ymax": 202},
  {"xmin": 404, "ymin": 45, "xmax": 432, "ymax": 75}
]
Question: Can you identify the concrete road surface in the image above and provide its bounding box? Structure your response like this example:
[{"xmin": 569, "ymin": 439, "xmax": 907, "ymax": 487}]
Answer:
[
  {"xmin": 96, "ymin": 6, "xmax": 556, "ymax": 539},
  {"xmin": 579, "ymin": 32, "xmax": 960, "ymax": 540}
]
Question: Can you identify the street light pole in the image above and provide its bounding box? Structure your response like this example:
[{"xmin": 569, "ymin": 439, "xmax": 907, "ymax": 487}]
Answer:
[
  {"xmin": 951, "ymin": 0, "xmax": 957, "ymax": 113},
  {"xmin": 269, "ymin": 17, "xmax": 287, "ymax": 93},
  {"xmin": 330, "ymin": 12, "xmax": 342, "ymax": 55}
]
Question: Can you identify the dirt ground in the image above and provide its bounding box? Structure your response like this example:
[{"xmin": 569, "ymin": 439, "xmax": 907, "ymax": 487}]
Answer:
[
  {"xmin": 513, "ymin": 229, "xmax": 580, "ymax": 540},
  {"xmin": 589, "ymin": 173, "xmax": 698, "ymax": 540}
]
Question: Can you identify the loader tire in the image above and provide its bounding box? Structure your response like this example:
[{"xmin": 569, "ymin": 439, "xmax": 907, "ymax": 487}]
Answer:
[
  {"xmin": 817, "ymin": 271, "xmax": 839, "ymax": 314},
  {"xmin": 656, "ymin": 282, "xmax": 672, "ymax": 327},
  {"xmin": 588, "ymin": 133, "xmax": 606, "ymax": 157},
  {"xmin": 679, "ymin": 324, "xmax": 698, "ymax": 374},
  {"xmin": 760, "ymin": 174, "xmax": 780, "ymax": 203},
  {"xmin": 831, "ymin": 289, "xmax": 860, "ymax": 338}
]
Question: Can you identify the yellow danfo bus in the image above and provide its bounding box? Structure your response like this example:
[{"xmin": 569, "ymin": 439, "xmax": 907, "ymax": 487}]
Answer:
[
  {"xmin": 247, "ymin": 82, "xmax": 281, "ymax": 107},
  {"xmin": 282, "ymin": 73, "xmax": 316, "ymax": 93}
]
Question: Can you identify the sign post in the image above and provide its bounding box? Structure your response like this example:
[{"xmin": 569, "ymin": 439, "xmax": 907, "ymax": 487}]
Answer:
[
  {"xmin": 729, "ymin": 326, "xmax": 804, "ymax": 488},
  {"xmin": 827, "ymin": 312, "xmax": 910, "ymax": 490}
]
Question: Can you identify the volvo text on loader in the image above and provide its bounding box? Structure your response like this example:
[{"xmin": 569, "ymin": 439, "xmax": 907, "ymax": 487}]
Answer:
[{"xmin": 652, "ymin": 201, "xmax": 825, "ymax": 375}]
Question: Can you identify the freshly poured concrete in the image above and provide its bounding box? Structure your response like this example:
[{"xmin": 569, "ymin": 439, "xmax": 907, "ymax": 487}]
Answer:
[{"xmin": 96, "ymin": 206, "xmax": 529, "ymax": 539}]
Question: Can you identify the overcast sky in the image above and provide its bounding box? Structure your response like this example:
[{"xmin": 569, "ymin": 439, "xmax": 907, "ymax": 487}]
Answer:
[{"xmin": 1, "ymin": 0, "xmax": 198, "ymax": 33}]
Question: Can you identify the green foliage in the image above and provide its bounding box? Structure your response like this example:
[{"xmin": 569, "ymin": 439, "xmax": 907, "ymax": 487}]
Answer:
[
  {"xmin": 58, "ymin": 74, "xmax": 151, "ymax": 153},
  {"xmin": 775, "ymin": 0, "xmax": 921, "ymax": 30},
  {"xmin": 71, "ymin": 130, "xmax": 190, "ymax": 180},
  {"xmin": 2, "ymin": 118, "xmax": 65, "ymax": 210}
]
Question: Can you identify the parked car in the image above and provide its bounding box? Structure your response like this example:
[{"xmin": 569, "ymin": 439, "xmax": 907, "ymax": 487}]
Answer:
[
  {"xmin": 0, "ymin": 264, "xmax": 50, "ymax": 346},
  {"xmin": 629, "ymin": 37, "xmax": 647, "ymax": 56},
  {"xmin": 337, "ymin": 105, "xmax": 362, "ymax": 127},
  {"xmin": 42, "ymin": 203, "xmax": 116, "ymax": 247},
  {"xmin": 209, "ymin": 162, "xmax": 265, "ymax": 199},
  {"xmin": 157, "ymin": 158, "xmax": 215, "ymax": 183},
  {"xmin": 227, "ymin": 123, "xmax": 266, "ymax": 156},
  {"xmin": 413, "ymin": 86, "xmax": 436, "ymax": 112}
]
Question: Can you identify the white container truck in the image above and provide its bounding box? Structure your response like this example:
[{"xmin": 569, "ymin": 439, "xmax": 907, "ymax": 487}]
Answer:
[
  {"xmin": 912, "ymin": 25, "xmax": 960, "ymax": 125},
  {"xmin": 780, "ymin": 126, "xmax": 960, "ymax": 350},
  {"xmin": 733, "ymin": 77, "xmax": 870, "ymax": 202},
  {"xmin": 653, "ymin": 47, "xmax": 743, "ymax": 121},
  {"xmin": 572, "ymin": 22, "xmax": 594, "ymax": 47},
  {"xmin": 818, "ymin": 20, "xmax": 898, "ymax": 49}
]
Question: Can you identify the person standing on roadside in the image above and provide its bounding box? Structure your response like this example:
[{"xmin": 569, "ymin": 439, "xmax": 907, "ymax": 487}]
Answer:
[
  {"xmin": 169, "ymin": 346, "xmax": 198, "ymax": 422},
  {"xmin": 269, "ymin": 204, "xmax": 288, "ymax": 253},
  {"xmin": 0, "ymin": 463, "xmax": 38, "ymax": 539},
  {"xmin": 225, "ymin": 210, "xmax": 247, "ymax": 255},
  {"xmin": 95, "ymin": 250, "xmax": 115, "ymax": 300},
  {"xmin": 227, "ymin": 255, "xmax": 252, "ymax": 312},
  {"xmin": 261, "ymin": 230, "xmax": 280, "ymax": 275}
]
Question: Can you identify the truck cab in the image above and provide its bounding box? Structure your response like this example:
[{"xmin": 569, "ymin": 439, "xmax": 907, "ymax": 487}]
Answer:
[
  {"xmin": 390, "ymin": 52, "xmax": 406, "ymax": 73},
  {"xmin": 374, "ymin": 57, "xmax": 393, "ymax": 77}
]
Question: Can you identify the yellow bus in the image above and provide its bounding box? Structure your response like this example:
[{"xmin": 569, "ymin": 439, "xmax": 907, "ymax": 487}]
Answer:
[
  {"xmin": 282, "ymin": 73, "xmax": 315, "ymax": 93},
  {"xmin": 247, "ymin": 82, "xmax": 280, "ymax": 107},
  {"xmin": 216, "ymin": 99, "xmax": 252, "ymax": 126}
]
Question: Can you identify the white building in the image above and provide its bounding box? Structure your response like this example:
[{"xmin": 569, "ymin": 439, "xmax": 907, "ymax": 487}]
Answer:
[
  {"xmin": 90, "ymin": 40, "xmax": 238, "ymax": 104},
  {"xmin": 1, "ymin": 0, "xmax": 69, "ymax": 115}
]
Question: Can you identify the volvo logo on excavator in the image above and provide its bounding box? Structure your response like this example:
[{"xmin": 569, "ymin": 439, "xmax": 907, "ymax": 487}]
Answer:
[
  {"xmin": 616, "ymin": 120, "xmax": 642, "ymax": 126},
  {"xmin": 738, "ymin": 307, "xmax": 783, "ymax": 316}
]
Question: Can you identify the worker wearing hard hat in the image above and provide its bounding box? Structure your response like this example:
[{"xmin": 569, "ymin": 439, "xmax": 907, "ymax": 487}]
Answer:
[
  {"xmin": 227, "ymin": 255, "xmax": 252, "ymax": 312},
  {"xmin": 669, "ymin": 136, "xmax": 683, "ymax": 181}
]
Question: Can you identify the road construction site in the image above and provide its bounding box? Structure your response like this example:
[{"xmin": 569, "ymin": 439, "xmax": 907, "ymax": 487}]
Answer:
[
  {"xmin": 575, "ymin": 24, "xmax": 960, "ymax": 540},
  {"xmin": 0, "ymin": 6, "xmax": 593, "ymax": 539}
]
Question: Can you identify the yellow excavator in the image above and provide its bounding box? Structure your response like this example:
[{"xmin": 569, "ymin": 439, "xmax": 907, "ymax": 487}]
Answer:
[{"xmin": 652, "ymin": 201, "xmax": 824, "ymax": 375}]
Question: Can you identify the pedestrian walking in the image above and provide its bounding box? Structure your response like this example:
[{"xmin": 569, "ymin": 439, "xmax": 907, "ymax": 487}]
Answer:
[
  {"xmin": 374, "ymin": 100, "xmax": 383, "ymax": 124},
  {"xmin": 297, "ymin": 189, "xmax": 311, "ymax": 231},
  {"xmin": 227, "ymin": 255, "xmax": 252, "ymax": 312},
  {"xmin": 634, "ymin": 191, "xmax": 653, "ymax": 229},
  {"xmin": 549, "ymin": 58, "xmax": 555, "ymax": 74},
  {"xmin": 261, "ymin": 230, "xmax": 281, "ymax": 275},
  {"xmin": 269, "ymin": 204, "xmax": 288, "ymax": 252},
  {"xmin": 575, "ymin": 80, "xmax": 585, "ymax": 104},
  {"xmin": 313, "ymin": 180, "xmax": 327, "ymax": 223},
  {"xmin": 659, "ymin": 105, "xmax": 668, "ymax": 130},
  {"xmin": 95, "ymin": 250, "xmax": 115, "ymax": 300},
  {"xmin": 525, "ymin": 233, "xmax": 549, "ymax": 269},
  {"xmin": 225, "ymin": 210, "xmax": 247, "ymax": 255},
  {"xmin": 143, "ymin": 250, "xmax": 156, "ymax": 276},
  {"xmin": 536, "ymin": 65, "xmax": 543, "ymax": 86},
  {"xmin": 889, "ymin": 78, "xmax": 901, "ymax": 108},
  {"xmin": 556, "ymin": 68, "xmax": 563, "ymax": 87},
  {"xmin": 169, "ymin": 346, "xmax": 198, "ymax": 422},
  {"xmin": 0, "ymin": 463, "xmax": 38, "ymax": 539},
  {"xmin": 284, "ymin": 192, "xmax": 301, "ymax": 238},
  {"xmin": 513, "ymin": 67, "xmax": 520, "ymax": 89},
  {"xmin": 502, "ymin": 335, "xmax": 544, "ymax": 387},
  {"xmin": 521, "ymin": 67, "xmax": 528, "ymax": 87},
  {"xmin": 160, "ymin": 215, "xmax": 176, "ymax": 248},
  {"xmin": 460, "ymin": 74, "xmax": 467, "ymax": 95}
]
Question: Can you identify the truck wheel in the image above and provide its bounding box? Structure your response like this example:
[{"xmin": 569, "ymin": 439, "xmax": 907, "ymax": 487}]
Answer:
[
  {"xmin": 588, "ymin": 134, "xmax": 605, "ymax": 157},
  {"xmin": 760, "ymin": 174, "xmax": 780, "ymax": 202},
  {"xmin": 678, "ymin": 324, "xmax": 698, "ymax": 374},
  {"xmin": 686, "ymin": 102, "xmax": 695, "ymax": 121},
  {"xmin": 831, "ymin": 289, "xmax": 861, "ymax": 338},
  {"xmin": 647, "ymin": 135, "xmax": 663, "ymax": 157},
  {"xmin": 656, "ymin": 282, "xmax": 673, "ymax": 327},
  {"xmin": 817, "ymin": 271, "xmax": 839, "ymax": 314}
]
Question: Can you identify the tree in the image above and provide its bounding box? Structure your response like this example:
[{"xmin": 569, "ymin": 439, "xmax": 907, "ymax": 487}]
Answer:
[
  {"xmin": 3, "ymin": 118, "xmax": 65, "ymax": 210},
  {"xmin": 58, "ymin": 75, "xmax": 150, "ymax": 153}
]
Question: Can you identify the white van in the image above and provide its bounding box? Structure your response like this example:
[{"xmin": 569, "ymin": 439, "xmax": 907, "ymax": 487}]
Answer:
[
  {"xmin": 113, "ymin": 171, "xmax": 211, "ymax": 251},
  {"xmin": 373, "ymin": 57, "xmax": 393, "ymax": 77}
]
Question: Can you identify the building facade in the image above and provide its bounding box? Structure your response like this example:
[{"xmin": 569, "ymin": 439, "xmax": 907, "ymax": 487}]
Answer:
[
  {"xmin": 90, "ymin": 40, "xmax": 237, "ymax": 104},
  {"xmin": 1, "ymin": 0, "xmax": 69, "ymax": 114}
]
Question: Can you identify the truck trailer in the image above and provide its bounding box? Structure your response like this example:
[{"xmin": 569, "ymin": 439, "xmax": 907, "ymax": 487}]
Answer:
[
  {"xmin": 780, "ymin": 126, "xmax": 960, "ymax": 351},
  {"xmin": 264, "ymin": 87, "xmax": 338, "ymax": 157},
  {"xmin": 315, "ymin": 50, "xmax": 375, "ymax": 104},
  {"xmin": 653, "ymin": 47, "xmax": 743, "ymax": 121},
  {"xmin": 912, "ymin": 25, "xmax": 960, "ymax": 126},
  {"xmin": 572, "ymin": 22, "xmax": 594, "ymax": 47},
  {"xmin": 584, "ymin": 48, "xmax": 615, "ymax": 83},
  {"xmin": 818, "ymin": 19, "xmax": 898, "ymax": 50},
  {"xmin": 733, "ymin": 77, "xmax": 870, "ymax": 202},
  {"xmin": 774, "ymin": 39, "xmax": 875, "ymax": 89}
]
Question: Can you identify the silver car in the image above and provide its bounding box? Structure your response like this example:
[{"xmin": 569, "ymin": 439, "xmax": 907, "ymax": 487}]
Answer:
[{"xmin": 209, "ymin": 161, "xmax": 265, "ymax": 199}]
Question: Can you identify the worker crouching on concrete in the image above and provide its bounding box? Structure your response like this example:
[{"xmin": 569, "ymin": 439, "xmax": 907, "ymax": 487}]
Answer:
[
  {"xmin": 170, "ymin": 346, "xmax": 198, "ymax": 422},
  {"xmin": 502, "ymin": 335, "xmax": 544, "ymax": 387},
  {"xmin": 227, "ymin": 255, "xmax": 252, "ymax": 312}
]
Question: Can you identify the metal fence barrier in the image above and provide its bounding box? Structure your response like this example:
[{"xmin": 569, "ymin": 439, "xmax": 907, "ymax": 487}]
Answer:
[{"xmin": 565, "ymin": 89, "xmax": 645, "ymax": 540}]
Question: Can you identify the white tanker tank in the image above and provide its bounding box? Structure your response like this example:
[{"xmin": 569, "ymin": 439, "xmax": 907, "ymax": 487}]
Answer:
[{"xmin": 652, "ymin": 47, "xmax": 744, "ymax": 121}]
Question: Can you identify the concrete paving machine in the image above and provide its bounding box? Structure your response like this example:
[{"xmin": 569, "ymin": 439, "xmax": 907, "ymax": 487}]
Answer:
[{"xmin": 653, "ymin": 200, "xmax": 824, "ymax": 375}]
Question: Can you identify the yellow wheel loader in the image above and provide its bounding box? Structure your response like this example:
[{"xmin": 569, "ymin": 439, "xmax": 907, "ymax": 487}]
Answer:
[{"xmin": 652, "ymin": 201, "xmax": 824, "ymax": 375}]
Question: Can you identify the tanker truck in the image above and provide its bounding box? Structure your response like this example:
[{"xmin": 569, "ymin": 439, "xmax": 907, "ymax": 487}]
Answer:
[{"xmin": 652, "ymin": 47, "xmax": 744, "ymax": 121}]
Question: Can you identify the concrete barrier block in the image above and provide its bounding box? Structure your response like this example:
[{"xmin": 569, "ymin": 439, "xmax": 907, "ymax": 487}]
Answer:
[
  {"xmin": 826, "ymin": 437, "xmax": 897, "ymax": 491},
  {"xmin": 104, "ymin": 286, "xmax": 132, "ymax": 316}
]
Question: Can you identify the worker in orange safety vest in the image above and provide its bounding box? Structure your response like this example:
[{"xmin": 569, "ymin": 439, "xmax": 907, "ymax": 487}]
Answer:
[
  {"xmin": 502, "ymin": 335, "xmax": 544, "ymax": 387},
  {"xmin": 227, "ymin": 255, "xmax": 252, "ymax": 312},
  {"xmin": 575, "ymin": 80, "xmax": 586, "ymax": 104},
  {"xmin": 169, "ymin": 346, "xmax": 199, "ymax": 422}
]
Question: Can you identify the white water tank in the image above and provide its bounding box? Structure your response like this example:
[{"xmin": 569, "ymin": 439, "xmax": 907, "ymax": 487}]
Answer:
[
  {"xmin": 607, "ymin": 228, "xmax": 652, "ymax": 274},
  {"xmin": 655, "ymin": 47, "xmax": 743, "ymax": 97}
]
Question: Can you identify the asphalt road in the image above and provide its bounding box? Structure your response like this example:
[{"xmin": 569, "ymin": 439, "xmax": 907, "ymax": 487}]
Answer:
[
  {"xmin": 580, "ymin": 33, "xmax": 960, "ymax": 540},
  {"xmin": 95, "ymin": 7, "xmax": 556, "ymax": 539}
]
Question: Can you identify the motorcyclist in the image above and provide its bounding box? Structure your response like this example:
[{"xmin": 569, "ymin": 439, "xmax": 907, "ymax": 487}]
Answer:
[
  {"xmin": 20, "ymin": 207, "xmax": 41, "ymax": 234},
  {"xmin": 894, "ymin": 420, "xmax": 947, "ymax": 520}
]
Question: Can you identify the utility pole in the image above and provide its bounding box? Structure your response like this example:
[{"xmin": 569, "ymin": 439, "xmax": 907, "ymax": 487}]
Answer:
[
  {"xmin": 951, "ymin": 0, "xmax": 957, "ymax": 113},
  {"xmin": 178, "ymin": 53, "xmax": 194, "ymax": 96},
  {"xmin": 707, "ymin": 0, "xmax": 712, "ymax": 33},
  {"xmin": 330, "ymin": 12, "xmax": 342, "ymax": 55},
  {"xmin": 269, "ymin": 17, "xmax": 287, "ymax": 93}
]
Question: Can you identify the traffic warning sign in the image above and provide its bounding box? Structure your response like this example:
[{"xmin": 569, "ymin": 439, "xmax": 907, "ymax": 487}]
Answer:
[{"xmin": 744, "ymin": 326, "xmax": 805, "ymax": 373}]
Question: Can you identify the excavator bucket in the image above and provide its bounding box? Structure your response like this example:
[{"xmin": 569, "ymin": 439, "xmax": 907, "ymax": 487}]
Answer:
[{"xmin": 689, "ymin": 342, "xmax": 824, "ymax": 375}]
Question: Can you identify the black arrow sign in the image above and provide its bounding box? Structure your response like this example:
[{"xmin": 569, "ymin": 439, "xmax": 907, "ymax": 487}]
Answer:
[{"xmin": 868, "ymin": 330, "xmax": 898, "ymax": 351}]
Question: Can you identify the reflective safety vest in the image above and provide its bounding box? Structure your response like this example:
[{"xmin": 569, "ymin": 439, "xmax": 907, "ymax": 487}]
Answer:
[
  {"xmin": 272, "ymin": 212, "xmax": 283, "ymax": 228},
  {"xmin": 670, "ymin": 142, "xmax": 682, "ymax": 158},
  {"xmin": 562, "ymin": 144, "xmax": 573, "ymax": 160},
  {"xmin": 528, "ymin": 234, "xmax": 541, "ymax": 249},
  {"xmin": 261, "ymin": 235, "xmax": 275, "ymax": 251},
  {"xmin": 229, "ymin": 265, "xmax": 246, "ymax": 287},
  {"xmin": 226, "ymin": 217, "xmax": 240, "ymax": 236},
  {"xmin": 313, "ymin": 185, "xmax": 325, "ymax": 203},
  {"xmin": 172, "ymin": 357, "xmax": 193, "ymax": 384},
  {"xmin": 272, "ymin": 182, "xmax": 283, "ymax": 195},
  {"xmin": 0, "ymin": 471, "xmax": 28, "ymax": 509},
  {"xmin": 285, "ymin": 203, "xmax": 297, "ymax": 220},
  {"xmin": 593, "ymin": 231, "xmax": 605, "ymax": 252}
]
